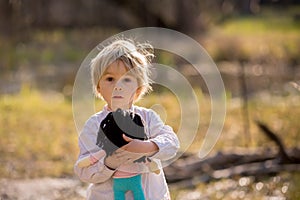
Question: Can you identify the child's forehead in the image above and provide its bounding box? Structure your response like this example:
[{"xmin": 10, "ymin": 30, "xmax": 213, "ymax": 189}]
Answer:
[{"xmin": 102, "ymin": 60, "xmax": 135, "ymax": 76}]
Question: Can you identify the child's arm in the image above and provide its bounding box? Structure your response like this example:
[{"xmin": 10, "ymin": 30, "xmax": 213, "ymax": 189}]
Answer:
[
  {"xmin": 146, "ymin": 110, "xmax": 180, "ymax": 161},
  {"xmin": 122, "ymin": 134, "xmax": 159, "ymax": 156},
  {"xmin": 74, "ymin": 116, "xmax": 117, "ymax": 184},
  {"xmin": 119, "ymin": 109, "xmax": 181, "ymax": 162},
  {"xmin": 121, "ymin": 109, "xmax": 179, "ymax": 162},
  {"xmin": 75, "ymin": 135, "xmax": 142, "ymax": 183},
  {"xmin": 122, "ymin": 134, "xmax": 161, "ymax": 174},
  {"xmin": 76, "ymin": 150, "xmax": 106, "ymax": 168}
]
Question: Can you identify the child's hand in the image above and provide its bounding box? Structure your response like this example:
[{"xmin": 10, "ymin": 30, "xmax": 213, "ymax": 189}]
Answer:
[
  {"xmin": 104, "ymin": 148, "xmax": 140, "ymax": 169},
  {"xmin": 90, "ymin": 150, "xmax": 106, "ymax": 164},
  {"xmin": 89, "ymin": 156, "xmax": 98, "ymax": 165},
  {"xmin": 122, "ymin": 134, "xmax": 158, "ymax": 156},
  {"xmin": 104, "ymin": 135, "xmax": 159, "ymax": 168},
  {"xmin": 76, "ymin": 150, "xmax": 105, "ymax": 168}
]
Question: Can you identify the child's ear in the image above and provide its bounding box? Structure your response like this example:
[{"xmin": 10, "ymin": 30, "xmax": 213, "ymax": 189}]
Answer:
[
  {"xmin": 96, "ymin": 83, "xmax": 102, "ymax": 95},
  {"xmin": 134, "ymin": 87, "xmax": 143, "ymax": 100},
  {"xmin": 95, "ymin": 85, "xmax": 104, "ymax": 99}
]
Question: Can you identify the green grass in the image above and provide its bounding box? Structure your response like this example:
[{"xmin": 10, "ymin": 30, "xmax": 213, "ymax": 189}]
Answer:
[
  {"xmin": 202, "ymin": 9, "xmax": 300, "ymax": 63},
  {"xmin": 222, "ymin": 15, "xmax": 300, "ymax": 35}
]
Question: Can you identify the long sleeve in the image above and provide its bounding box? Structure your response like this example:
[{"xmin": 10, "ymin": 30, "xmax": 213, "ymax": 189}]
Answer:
[
  {"xmin": 74, "ymin": 113, "xmax": 115, "ymax": 184},
  {"xmin": 146, "ymin": 109, "xmax": 180, "ymax": 161}
]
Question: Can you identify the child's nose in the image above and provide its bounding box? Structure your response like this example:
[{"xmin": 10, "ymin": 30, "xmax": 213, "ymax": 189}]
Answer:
[
  {"xmin": 114, "ymin": 81, "xmax": 123, "ymax": 91},
  {"xmin": 114, "ymin": 86, "xmax": 122, "ymax": 91}
]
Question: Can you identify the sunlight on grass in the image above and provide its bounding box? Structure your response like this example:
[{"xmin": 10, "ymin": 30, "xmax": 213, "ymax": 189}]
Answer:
[
  {"xmin": 1, "ymin": 86, "xmax": 299, "ymax": 178},
  {"xmin": 222, "ymin": 16, "xmax": 300, "ymax": 35},
  {"xmin": 0, "ymin": 86, "xmax": 78, "ymax": 178}
]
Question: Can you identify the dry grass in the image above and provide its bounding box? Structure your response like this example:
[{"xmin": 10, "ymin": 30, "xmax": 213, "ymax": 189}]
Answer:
[
  {"xmin": 1, "ymin": 86, "xmax": 299, "ymax": 179},
  {"xmin": 0, "ymin": 86, "xmax": 78, "ymax": 178}
]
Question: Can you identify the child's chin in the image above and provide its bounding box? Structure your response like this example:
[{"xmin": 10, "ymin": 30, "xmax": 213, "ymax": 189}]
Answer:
[{"xmin": 111, "ymin": 102, "xmax": 130, "ymax": 110}]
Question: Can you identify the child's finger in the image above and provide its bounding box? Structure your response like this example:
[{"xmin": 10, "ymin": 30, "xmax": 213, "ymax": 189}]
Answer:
[
  {"xmin": 92, "ymin": 150, "xmax": 106, "ymax": 160},
  {"xmin": 117, "ymin": 150, "xmax": 144, "ymax": 162},
  {"xmin": 90, "ymin": 156, "xmax": 98, "ymax": 164},
  {"xmin": 77, "ymin": 156, "xmax": 92, "ymax": 168},
  {"xmin": 122, "ymin": 134, "xmax": 133, "ymax": 142}
]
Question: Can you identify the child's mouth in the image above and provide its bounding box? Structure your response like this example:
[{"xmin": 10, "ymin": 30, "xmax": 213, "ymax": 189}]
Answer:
[{"xmin": 113, "ymin": 96, "xmax": 123, "ymax": 99}]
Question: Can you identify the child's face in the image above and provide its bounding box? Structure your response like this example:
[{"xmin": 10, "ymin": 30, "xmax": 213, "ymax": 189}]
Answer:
[{"xmin": 98, "ymin": 60, "xmax": 140, "ymax": 111}]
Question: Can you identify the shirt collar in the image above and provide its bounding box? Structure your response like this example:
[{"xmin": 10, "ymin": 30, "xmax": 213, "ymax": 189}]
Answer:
[{"xmin": 102, "ymin": 104, "xmax": 135, "ymax": 113}]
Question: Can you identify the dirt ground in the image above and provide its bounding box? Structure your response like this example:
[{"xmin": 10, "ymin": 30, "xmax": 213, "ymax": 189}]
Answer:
[{"xmin": 0, "ymin": 178, "xmax": 86, "ymax": 200}]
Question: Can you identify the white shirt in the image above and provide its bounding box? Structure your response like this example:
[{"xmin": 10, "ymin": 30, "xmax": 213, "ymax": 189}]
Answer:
[{"xmin": 74, "ymin": 105, "xmax": 180, "ymax": 200}]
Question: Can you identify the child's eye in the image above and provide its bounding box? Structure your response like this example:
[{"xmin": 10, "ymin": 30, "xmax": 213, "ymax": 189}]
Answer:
[
  {"xmin": 123, "ymin": 77, "xmax": 132, "ymax": 83},
  {"xmin": 106, "ymin": 77, "xmax": 114, "ymax": 82}
]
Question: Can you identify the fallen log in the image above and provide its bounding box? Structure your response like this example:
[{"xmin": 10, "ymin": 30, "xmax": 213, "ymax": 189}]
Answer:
[
  {"xmin": 169, "ymin": 161, "xmax": 300, "ymax": 189},
  {"xmin": 165, "ymin": 149, "xmax": 277, "ymax": 183},
  {"xmin": 212, "ymin": 161, "xmax": 300, "ymax": 179}
]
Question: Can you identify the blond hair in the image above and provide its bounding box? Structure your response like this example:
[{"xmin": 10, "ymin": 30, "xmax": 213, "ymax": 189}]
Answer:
[{"xmin": 91, "ymin": 39, "xmax": 154, "ymax": 101}]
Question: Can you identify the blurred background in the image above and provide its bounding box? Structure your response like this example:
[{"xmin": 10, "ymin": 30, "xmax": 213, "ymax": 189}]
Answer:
[{"xmin": 0, "ymin": 0, "xmax": 300, "ymax": 199}]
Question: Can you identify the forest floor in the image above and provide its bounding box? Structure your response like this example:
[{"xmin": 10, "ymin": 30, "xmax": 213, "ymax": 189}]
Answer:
[
  {"xmin": 1, "ymin": 172, "xmax": 299, "ymax": 200},
  {"xmin": 0, "ymin": 177, "xmax": 86, "ymax": 200}
]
